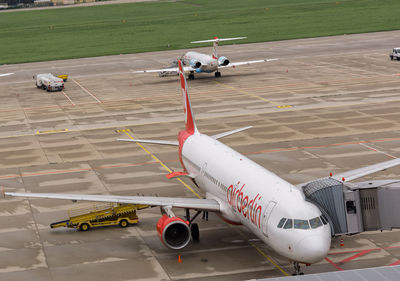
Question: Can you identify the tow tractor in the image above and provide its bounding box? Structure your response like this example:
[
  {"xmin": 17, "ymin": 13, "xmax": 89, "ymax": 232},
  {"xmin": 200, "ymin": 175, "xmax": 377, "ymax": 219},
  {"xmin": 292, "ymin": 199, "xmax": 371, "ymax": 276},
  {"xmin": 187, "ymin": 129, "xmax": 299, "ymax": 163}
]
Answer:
[
  {"xmin": 389, "ymin": 48, "xmax": 400, "ymax": 60},
  {"xmin": 50, "ymin": 203, "xmax": 149, "ymax": 231}
]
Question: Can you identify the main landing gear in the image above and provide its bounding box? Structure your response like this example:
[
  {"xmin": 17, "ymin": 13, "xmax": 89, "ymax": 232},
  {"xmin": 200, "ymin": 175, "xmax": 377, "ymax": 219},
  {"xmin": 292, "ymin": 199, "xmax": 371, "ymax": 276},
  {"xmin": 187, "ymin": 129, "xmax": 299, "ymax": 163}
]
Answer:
[
  {"xmin": 188, "ymin": 72, "xmax": 195, "ymax": 80},
  {"xmin": 214, "ymin": 71, "xmax": 221, "ymax": 78},
  {"xmin": 185, "ymin": 209, "xmax": 203, "ymax": 241},
  {"xmin": 292, "ymin": 262, "xmax": 304, "ymax": 276}
]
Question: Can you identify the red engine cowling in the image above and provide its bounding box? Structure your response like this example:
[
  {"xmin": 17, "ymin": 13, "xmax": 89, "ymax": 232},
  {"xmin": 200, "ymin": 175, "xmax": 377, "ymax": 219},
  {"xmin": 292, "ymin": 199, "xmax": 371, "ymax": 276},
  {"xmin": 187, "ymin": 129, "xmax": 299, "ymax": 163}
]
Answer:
[{"xmin": 156, "ymin": 215, "xmax": 191, "ymax": 250}]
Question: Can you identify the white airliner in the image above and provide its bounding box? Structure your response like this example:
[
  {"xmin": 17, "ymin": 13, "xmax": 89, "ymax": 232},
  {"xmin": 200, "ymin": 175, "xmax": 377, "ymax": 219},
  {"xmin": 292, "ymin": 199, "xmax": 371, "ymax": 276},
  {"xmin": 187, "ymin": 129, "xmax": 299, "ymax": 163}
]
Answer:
[
  {"xmin": 4, "ymin": 60, "xmax": 400, "ymax": 275},
  {"xmin": 135, "ymin": 37, "xmax": 277, "ymax": 80}
]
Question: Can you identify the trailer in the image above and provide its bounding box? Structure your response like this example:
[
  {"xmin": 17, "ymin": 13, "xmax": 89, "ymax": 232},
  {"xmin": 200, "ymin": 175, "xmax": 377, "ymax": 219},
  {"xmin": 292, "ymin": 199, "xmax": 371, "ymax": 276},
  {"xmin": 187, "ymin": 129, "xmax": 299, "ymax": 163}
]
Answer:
[
  {"xmin": 35, "ymin": 73, "xmax": 64, "ymax": 92},
  {"xmin": 50, "ymin": 203, "xmax": 149, "ymax": 231}
]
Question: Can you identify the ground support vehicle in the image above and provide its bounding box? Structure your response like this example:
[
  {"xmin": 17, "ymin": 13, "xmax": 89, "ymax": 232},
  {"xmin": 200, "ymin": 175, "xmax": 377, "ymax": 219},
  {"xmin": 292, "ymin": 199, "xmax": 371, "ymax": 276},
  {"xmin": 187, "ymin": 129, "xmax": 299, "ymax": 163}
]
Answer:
[
  {"xmin": 35, "ymin": 73, "xmax": 64, "ymax": 91},
  {"xmin": 390, "ymin": 48, "xmax": 400, "ymax": 60},
  {"xmin": 50, "ymin": 203, "xmax": 149, "ymax": 231}
]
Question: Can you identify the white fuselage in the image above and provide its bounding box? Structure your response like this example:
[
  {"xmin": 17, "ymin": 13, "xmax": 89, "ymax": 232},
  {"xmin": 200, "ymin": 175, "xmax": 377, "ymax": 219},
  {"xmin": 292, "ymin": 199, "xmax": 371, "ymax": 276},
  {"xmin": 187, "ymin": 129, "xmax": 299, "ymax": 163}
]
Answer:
[
  {"xmin": 182, "ymin": 52, "xmax": 219, "ymax": 73},
  {"xmin": 181, "ymin": 133, "xmax": 331, "ymax": 264}
]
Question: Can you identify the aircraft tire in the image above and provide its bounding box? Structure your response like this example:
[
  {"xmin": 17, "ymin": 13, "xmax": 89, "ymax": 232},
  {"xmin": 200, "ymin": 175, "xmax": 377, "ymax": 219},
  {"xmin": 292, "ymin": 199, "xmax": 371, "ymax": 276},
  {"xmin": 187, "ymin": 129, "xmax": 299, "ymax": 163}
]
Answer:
[{"xmin": 190, "ymin": 223, "xmax": 199, "ymax": 241}]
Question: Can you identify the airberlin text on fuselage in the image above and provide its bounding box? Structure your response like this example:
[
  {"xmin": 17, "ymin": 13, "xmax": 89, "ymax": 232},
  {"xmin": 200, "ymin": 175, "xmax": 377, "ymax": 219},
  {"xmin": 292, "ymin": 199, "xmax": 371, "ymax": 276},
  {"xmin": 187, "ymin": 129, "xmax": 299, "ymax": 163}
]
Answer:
[{"xmin": 227, "ymin": 183, "xmax": 262, "ymax": 228}]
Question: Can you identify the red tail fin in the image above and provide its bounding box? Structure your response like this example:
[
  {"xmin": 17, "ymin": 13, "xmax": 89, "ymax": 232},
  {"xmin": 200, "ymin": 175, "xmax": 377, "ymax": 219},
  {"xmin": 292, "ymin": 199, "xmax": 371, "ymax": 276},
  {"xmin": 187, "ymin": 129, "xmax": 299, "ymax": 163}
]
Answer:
[{"xmin": 178, "ymin": 60, "xmax": 197, "ymax": 134}]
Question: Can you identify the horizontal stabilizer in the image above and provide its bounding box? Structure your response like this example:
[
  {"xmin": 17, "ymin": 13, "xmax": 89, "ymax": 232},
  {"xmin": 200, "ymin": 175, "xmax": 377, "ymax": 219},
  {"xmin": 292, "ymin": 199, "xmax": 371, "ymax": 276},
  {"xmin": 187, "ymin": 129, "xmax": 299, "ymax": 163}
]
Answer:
[
  {"xmin": 166, "ymin": 171, "xmax": 189, "ymax": 179},
  {"xmin": 118, "ymin": 138, "xmax": 178, "ymax": 146},
  {"xmin": 4, "ymin": 192, "xmax": 221, "ymax": 211},
  {"xmin": 191, "ymin": 37, "xmax": 247, "ymax": 44},
  {"xmin": 211, "ymin": 126, "xmax": 252, "ymax": 140}
]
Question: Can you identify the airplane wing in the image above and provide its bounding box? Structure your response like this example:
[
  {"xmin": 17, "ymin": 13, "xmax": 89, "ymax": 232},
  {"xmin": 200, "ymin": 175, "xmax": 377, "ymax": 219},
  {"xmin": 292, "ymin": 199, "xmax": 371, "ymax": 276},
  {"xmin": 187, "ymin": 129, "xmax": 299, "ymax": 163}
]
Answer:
[
  {"xmin": 211, "ymin": 126, "xmax": 252, "ymax": 140},
  {"xmin": 296, "ymin": 158, "xmax": 400, "ymax": 187},
  {"xmin": 4, "ymin": 191, "xmax": 221, "ymax": 211},
  {"xmin": 0, "ymin": 72, "xmax": 14, "ymax": 77},
  {"xmin": 219, "ymin": 58, "xmax": 278, "ymax": 68},
  {"xmin": 133, "ymin": 65, "xmax": 195, "ymax": 74}
]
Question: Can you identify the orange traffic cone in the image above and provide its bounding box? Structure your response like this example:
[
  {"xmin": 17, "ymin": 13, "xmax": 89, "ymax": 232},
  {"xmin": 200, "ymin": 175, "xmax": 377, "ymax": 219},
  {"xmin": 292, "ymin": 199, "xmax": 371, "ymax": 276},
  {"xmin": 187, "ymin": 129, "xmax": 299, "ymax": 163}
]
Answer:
[
  {"xmin": 178, "ymin": 255, "xmax": 182, "ymax": 263},
  {"xmin": 340, "ymin": 238, "xmax": 344, "ymax": 247}
]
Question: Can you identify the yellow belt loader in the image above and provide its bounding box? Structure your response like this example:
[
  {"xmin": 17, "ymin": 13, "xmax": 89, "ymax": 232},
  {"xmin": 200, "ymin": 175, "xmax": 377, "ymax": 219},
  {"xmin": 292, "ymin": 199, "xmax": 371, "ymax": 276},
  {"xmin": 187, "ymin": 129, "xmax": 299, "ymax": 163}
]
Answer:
[{"xmin": 50, "ymin": 203, "xmax": 149, "ymax": 231}]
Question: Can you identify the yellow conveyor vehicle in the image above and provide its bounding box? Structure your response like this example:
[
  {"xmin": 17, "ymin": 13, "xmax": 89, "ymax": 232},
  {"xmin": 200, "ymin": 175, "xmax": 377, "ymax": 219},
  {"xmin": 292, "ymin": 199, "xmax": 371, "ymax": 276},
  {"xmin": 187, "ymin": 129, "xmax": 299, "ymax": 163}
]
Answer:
[{"xmin": 50, "ymin": 203, "xmax": 149, "ymax": 231}]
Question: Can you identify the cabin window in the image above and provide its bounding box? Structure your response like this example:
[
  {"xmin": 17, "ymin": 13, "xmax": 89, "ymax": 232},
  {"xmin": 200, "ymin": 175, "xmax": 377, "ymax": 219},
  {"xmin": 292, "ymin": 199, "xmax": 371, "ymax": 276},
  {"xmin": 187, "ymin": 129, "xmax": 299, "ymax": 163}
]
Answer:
[
  {"xmin": 277, "ymin": 218, "xmax": 287, "ymax": 228},
  {"xmin": 283, "ymin": 219, "xmax": 293, "ymax": 229},
  {"xmin": 309, "ymin": 217, "xmax": 323, "ymax": 229},
  {"xmin": 294, "ymin": 219, "xmax": 310, "ymax": 229}
]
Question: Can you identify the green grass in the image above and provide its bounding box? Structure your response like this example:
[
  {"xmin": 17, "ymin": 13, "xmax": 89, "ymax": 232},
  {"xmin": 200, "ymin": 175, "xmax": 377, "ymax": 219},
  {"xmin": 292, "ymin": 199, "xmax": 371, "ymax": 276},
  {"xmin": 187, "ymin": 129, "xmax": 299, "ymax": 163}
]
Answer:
[{"xmin": 1, "ymin": 0, "xmax": 400, "ymax": 64}]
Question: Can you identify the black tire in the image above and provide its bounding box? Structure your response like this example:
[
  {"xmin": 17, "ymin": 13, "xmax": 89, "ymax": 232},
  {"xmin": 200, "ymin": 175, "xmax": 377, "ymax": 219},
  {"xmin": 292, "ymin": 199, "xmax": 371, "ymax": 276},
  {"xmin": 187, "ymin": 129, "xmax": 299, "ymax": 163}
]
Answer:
[
  {"xmin": 390, "ymin": 56, "xmax": 393, "ymax": 60},
  {"xmin": 36, "ymin": 83, "xmax": 41, "ymax": 89},
  {"xmin": 119, "ymin": 219, "xmax": 129, "ymax": 228},
  {"xmin": 79, "ymin": 223, "xmax": 90, "ymax": 231},
  {"xmin": 188, "ymin": 73, "xmax": 195, "ymax": 80},
  {"xmin": 397, "ymin": 57, "xmax": 400, "ymax": 61},
  {"xmin": 42, "ymin": 85, "xmax": 46, "ymax": 90},
  {"xmin": 215, "ymin": 72, "xmax": 221, "ymax": 78},
  {"xmin": 190, "ymin": 223, "xmax": 199, "ymax": 241}
]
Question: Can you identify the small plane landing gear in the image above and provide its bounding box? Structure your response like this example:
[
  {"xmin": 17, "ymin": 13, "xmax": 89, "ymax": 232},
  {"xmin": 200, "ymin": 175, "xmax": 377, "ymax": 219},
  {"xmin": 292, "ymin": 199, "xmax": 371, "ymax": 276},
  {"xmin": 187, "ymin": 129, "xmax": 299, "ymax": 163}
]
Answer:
[
  {"xmin": 188, "ymin": 72, "xmax": 195, "ymax": 80},
  {"xmin": 292, "ymin": 262, "xmax": 304, "ymax": 276},
  {"xmin": 214, "ymin": 71, "xmax": 221, "ymax": 78}
]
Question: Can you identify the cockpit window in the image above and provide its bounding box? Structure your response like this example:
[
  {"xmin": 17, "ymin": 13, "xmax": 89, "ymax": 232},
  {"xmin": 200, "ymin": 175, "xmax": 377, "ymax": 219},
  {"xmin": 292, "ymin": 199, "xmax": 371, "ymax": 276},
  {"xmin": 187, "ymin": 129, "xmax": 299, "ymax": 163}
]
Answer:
[
  {"xmin": 309, "ymin": 217, "xmax": 323, "ymax": 229},
  {"xmin": 277, "ymin": 218, "xmax": 287, "ymax": 228},
  {"xmin": 320, "ymin": 215, "xmax": 328, "ymax": 225},
  {"xmin": 283, "ymin": 218, "xmax": 293, "ymax": 229},
  {"xmin": 294, "ymin": 219, "xmax": 310, "ymax": 229}
]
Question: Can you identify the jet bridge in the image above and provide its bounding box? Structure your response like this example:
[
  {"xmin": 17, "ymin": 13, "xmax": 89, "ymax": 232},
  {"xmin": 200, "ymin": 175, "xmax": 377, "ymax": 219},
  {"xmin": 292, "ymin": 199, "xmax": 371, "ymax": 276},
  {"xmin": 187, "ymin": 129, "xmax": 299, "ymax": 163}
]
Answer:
[{"xmin": 302, "ymin": 178, "xmax": 400, "ymax": 236}]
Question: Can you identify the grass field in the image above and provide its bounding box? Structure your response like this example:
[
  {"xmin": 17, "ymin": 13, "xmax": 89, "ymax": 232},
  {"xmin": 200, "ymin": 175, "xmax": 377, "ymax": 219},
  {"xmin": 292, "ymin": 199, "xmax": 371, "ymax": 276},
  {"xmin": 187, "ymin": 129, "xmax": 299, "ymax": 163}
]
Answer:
[{"xmin": 1, "ymin": 0, "xmax": 400, "ymax": 64}]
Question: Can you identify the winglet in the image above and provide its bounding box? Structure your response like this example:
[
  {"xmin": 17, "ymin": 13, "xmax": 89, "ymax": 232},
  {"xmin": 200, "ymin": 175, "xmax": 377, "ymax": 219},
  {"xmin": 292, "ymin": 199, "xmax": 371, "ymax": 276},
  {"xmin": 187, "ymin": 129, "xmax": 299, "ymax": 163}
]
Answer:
[{"xmin": 178, "ymin": 60, "xmax": 197, "ymax": 134}]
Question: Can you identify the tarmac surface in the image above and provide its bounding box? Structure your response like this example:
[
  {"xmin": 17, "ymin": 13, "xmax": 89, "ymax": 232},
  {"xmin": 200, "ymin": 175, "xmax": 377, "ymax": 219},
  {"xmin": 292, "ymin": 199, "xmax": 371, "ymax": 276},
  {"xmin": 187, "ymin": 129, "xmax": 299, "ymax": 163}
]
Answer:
[{"xmin": 1, "ymin": 30, "xmax": 400, "ymax": 281}]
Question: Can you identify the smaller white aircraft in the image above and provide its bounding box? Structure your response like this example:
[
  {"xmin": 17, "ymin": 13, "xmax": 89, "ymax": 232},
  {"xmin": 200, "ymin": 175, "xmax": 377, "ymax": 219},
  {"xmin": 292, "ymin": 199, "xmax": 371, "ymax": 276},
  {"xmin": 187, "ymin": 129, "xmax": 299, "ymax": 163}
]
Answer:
[{"xmin": 135, "ymin": 37, "xmax": 277, "ymax": 79}]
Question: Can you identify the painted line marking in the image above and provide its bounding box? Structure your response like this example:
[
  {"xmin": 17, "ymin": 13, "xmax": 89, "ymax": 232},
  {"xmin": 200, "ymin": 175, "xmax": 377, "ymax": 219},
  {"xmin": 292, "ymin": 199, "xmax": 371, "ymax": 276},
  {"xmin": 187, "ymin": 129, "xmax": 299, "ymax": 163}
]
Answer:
[
  {"xmin": 61, "ymin": 91, "xmax": 76, "ymax": 106},
  {"xmin": 325, "ymin": 257, "xmax": 344, "ymax": 271},
  {"xmin": 389, "ymin": 260, "xmax": 400, "ymax": 266},
  {"xmin": 72, "ymin": 78, "xmax": 102, "ymax": 103},
  {"xmin": 122, "ymin": 130, "xmax": 202, "ymax": 199},
  {"xmin": 214, "ymin": 81, "xmax": 292, "ymax": 109},
  {"xmin": 115, "ymin": 129, "xmax": 131, "ymax": 133},
  {"xmin": 359, "ymin": 142, "xmax": 397, "ymax": 159},
  {"xmin": 249, "ymin": 241, "xmax": 289, "ymax": 276},
  {"xmin": 338, "ymin": 249, "xmax": 374, "ymax": 265},
  {"xmin": 36, "ymin": 129, "xmax": 69, "ymax": 135}
]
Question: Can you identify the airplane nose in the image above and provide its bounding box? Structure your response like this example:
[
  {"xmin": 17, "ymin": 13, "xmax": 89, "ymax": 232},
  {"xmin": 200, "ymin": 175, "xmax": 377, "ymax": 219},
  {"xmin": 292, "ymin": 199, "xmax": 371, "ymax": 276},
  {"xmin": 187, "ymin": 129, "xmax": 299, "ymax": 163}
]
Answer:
[{"xmin": 295, "ymin": 235, "xmax": 331, "ymax": 264}]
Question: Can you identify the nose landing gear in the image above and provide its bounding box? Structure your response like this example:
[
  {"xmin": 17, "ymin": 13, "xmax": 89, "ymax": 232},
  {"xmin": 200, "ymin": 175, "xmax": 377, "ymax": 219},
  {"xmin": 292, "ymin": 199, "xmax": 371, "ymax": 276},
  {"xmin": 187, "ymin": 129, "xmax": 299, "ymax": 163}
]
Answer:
[{"xmin": 292, "ymin": 262, "xmax": 304, "ymax": 276}]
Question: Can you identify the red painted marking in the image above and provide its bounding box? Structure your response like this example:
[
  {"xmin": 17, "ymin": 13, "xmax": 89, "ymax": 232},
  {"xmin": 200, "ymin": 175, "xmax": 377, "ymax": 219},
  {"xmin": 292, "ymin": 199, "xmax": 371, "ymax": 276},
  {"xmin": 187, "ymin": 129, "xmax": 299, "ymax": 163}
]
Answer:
[
  {"xmin": 389, "ymin": 260, "xmax": 400, "ymax": 266},
  {"xmin": 61, "ymin": 91, "xmax": 76, "ymax": 106},
  {"xmin": 166, "ymin": 171, "xmax": 188, "ymax": 179},
  {"xmin": 325, "ymin": 257, "xmax": 344, "ymax": 271},
  {"xmin": 338, "ymin": 249, "xmax": 374, "ymax": 265},
  {"xmin": 329, "ymin": 245, "xmax": 400, "ymax": 256}
]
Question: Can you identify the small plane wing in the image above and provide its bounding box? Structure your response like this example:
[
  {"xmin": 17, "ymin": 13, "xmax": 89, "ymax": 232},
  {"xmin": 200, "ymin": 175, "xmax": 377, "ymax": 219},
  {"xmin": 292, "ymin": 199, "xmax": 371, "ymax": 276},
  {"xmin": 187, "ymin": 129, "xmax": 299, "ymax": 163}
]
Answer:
[
  {"xmin": 118, "ymin": 138, "xmax": 179, "ymax": 146},
  {"xmin": 133, "ymin": 65, "xmax": 195, "ymax": 74},
  {"xmin": 219, "ymin": 59, "xmax": 278, "ymax": 68},
  {"xmin": 4, "ymin": 192, "xmax": 221, "ymax": 211},
  {"xmin": 0, "ymin": 72, "xmax": 14, "ymax": 77},
  {"xmin": 297, "ymin": 158, "xmax": 400, "ymax": 187},
  {"xmin": 211, "ymin": 126, "xmax": 252, "ymax": 140}
]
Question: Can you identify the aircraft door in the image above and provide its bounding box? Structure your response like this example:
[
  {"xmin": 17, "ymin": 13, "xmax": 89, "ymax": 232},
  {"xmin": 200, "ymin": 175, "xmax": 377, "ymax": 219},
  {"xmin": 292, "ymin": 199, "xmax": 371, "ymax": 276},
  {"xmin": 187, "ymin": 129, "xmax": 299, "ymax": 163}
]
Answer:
[{"xmin": 262, "ymin": 201, "xmax": 277, "ymax": 237}]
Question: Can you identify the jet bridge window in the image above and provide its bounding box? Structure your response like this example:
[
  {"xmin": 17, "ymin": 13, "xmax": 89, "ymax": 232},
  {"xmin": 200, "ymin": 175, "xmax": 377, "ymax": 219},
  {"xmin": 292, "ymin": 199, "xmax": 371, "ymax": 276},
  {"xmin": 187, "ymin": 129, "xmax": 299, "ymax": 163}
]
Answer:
[
  {"xmin": 309, "ymin": 217, "xmax": 323, "ymax": 229},
  {"xmin": 294, "ymin": 219, "xmax": 310, "ymax": 229},
  {"xmin": 283, "ymin": 219, "xmax": 293, "ymax": 229},
  {"xmin": 277, "ymin": 218, "xmax": 287, "ymax": 228}
]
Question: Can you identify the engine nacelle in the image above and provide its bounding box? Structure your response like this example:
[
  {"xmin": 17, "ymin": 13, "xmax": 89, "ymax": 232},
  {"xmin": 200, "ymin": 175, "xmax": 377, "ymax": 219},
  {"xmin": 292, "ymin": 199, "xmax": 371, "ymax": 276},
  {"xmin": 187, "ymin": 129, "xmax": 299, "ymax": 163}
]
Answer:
[
  {"xmin": 156, "ymin": 215, "xmax": 191, "ymax": 250},
  {"xmin": 218, "ymin": 56, "xmax": 230, "ymax": 66},
  {"xmin": 189, "ymin": 59, "xmax": 202, "ymax": 69}
]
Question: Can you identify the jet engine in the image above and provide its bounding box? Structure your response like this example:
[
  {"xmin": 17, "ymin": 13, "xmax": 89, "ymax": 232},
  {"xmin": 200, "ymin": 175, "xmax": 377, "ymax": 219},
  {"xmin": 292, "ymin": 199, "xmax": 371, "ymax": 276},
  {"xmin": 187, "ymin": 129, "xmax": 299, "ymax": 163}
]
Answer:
[
  {"xmin": 156, "ymin": 214, "xmax": 191, "ymax": 250},
  {"xmin": 218, "ymin": 56, "xmax": 230, "ymax": 66},
  {"xmin": 189, "ymin": 59, "xmax": 202, "ymax": 69}
]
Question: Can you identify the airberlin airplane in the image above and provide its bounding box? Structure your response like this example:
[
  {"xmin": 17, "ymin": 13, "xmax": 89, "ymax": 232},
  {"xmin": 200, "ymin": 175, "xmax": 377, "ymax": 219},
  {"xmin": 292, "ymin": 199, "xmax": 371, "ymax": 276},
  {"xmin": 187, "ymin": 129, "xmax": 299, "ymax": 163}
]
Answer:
[{"xmin": 4, "ymin": 60, "xmax": 400, "ymax": 275}]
